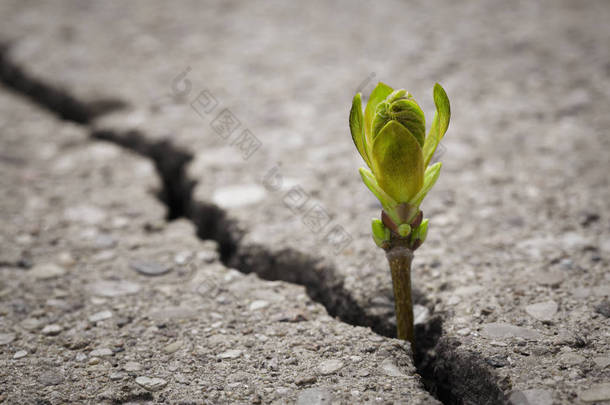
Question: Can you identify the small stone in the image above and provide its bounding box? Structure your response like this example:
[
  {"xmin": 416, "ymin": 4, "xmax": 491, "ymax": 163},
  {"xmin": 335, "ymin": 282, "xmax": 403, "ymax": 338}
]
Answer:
[
  {"xmin": 88, "ymin": 357, "xmax": 101, "ymax": 365},
  {"xmin": 218, "ymin": 349, "xmax": 242, "ymax": 359},
  {"xmin": 296, "ymin": 387, "xmax": 334, "ymax": 405},
  {"xmin": 163, "ymin": 340, "xmax": 183, "ymax": 354},
  {"xmin": 454, "ymin": 285, "xmax": 484, "ymax": 295},
  {"xmin": 174, "ymin": 251, "xmax": 192, "ymax": 264},
  {"xmin": 148, "ymin": 306, "xmax": 198, "ymax": 321},
  {"xmin": 486, "ymin": 355, "xmax": 508, "ymax": 368},
  {"xmin": 559, "ymin": 352, "xmax": 585, "ymax": 366},
  {"xmin": 480, "ymin": 322, "xmax": 543, "ymax": 340},
  {"xmin": 572, "ymin": 286, "xmax": 591, "ymax": 298},
  {"xmin": 92, "ymin": 250, "xmax": 115, "ymax": 262},
  {"xmin": 447, "ymin": 296, "xmax": 461, "ymax": 305},
  {"xmin": 94, "ymin": 233, "xmax": 116, "ymax": 249},
  {"xmin": 249, "ymin": 300, "xmax": 269, "ymax": 311},
  {"xmin": 509, "ymin": 389, "xmax": 553, "ymax": 405},
  {"xmin": 559, "ymin": 258, "xmax": 573, "ymax": 270},
  {"xmin": 358, "ymin": 369, "xmax": 370, "ymax": 377},
  {"xmin": 124, "ymin": 361, "xmax": 142, "ymax": 372},
  {"xmin": 457, "ymin": 328, "xmax": 471, "ymax": 336},
  {"xmin": 29, "ymin": 263, "xmax": 67, "ymax": 280},
  {"xmin": 41, "ymin": 324, "xmax": 62, "ymax": 336},
  {"xmin": 533, "ymin": 271, "xmax": 565, "ymax": 287},
  {"xmin": 89, "ymin": 280, "xmax": 141, "ymax": 297},
  {"xmin": 135, "ymin": 376, "xmax": 168, "ymax": 392},
  {"xmin": 380, "ymin": 358, "xmax": 405, "ymax": 377},
  {"xmin": 593, "ymin": 285, "xmax": 610, "ymax": 297},
  {"xmin": 57, "ymin": 252, "xmax": 76, "ymax": 267},
  {"xmin": 130, "ymin": 260, "xmax": 172, "ymax": 276},
  {"xmin": 318, "ymin": 359, "xmax": 343, "ymax": 375},
  {"xmin": 595, "ymin": 300, "xmax": 610, "ymax": 318},
  {"xmin": 295, "ymin": 375, "xmax": 317, "ymax": 386},
  {"xmin": 88, "ymin": 310, "xmax": 113, "ymax": 323},
  {"xmin": 64, "ymin": 205, "xmax": 106, "ymax": 225},
  {"xmin": 212, "ymin": 184, "xmax": 267, "ymax": 208},
  {"xmin": 39, "ymin": 371, "xmax": 64, "ymax": 386},
  {"xmin": 196, "ymin": 249, "xmax": 219, "ymax": 263},
  {"xmin": 593, "ymin": 356, "xmax": 610, "ymax": 369},
  {"xmin": 0, "ymin": 333, "xmax": 16, "ymax": 345},
  {"xmin": 90, "ymin": 348, "xmax": 113, "ymax": 357},
  {"xmin": 20, "ymin": 318, "xmax": 41, "ymax": 331},
  {"xmin": 560, "ymin": 232, "xmax": 589, "ymax": 250},
  {"xmin": 525, "ymin": 300, "xmax": 558, "ymax": 321},
  {"xmin": 109, "ymin": 372, "xmax": 125, "ymax": 381},
  {"xmin": 13, "ymin": 350, "xmax": 27, "ymax": 359},
  {"xmin": 580, "ymin": 382, "xmax": 610, "ymax": 403},
  {"xmin": 413, "ymin": 305, "xmax": 430, "ymax": 325}
]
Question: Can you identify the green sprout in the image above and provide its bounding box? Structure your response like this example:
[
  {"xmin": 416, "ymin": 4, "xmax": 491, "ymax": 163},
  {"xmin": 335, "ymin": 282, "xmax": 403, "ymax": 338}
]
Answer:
[{"xmin": 349, "ymin": 82, "xmax": 450, "ymax": 348}]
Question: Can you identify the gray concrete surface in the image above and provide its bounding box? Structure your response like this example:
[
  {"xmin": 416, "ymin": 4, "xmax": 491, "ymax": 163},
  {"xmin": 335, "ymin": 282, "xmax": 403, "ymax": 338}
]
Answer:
[
  {"xmin": 0, "ymin": 1, "xmax": 609, "ymax": 404},
  {"xmin": 0, "ymin": 90, "xmax": 438, "ymax": 404}
]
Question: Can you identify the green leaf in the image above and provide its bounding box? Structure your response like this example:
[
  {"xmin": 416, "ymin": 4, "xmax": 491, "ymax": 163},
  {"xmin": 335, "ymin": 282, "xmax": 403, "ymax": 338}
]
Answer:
[
  {"xmin": 415, "ymin": 218, "xmax": 429, "ymax": 243},
  {"xmin": 409, "ymin": 162, "xmax": 442, "ymax": 207},
  {"xmin": 423, "ymin": 83, "xmax": 451, "ymax": 167},
  {"xmin": 364, "ymin": 82, "xmax": 393, "ymax": 161},
  {"xmin": 371, "ymin": 120, "xmax": 424, "ymax": 203},
  {"xmin": 372, "ymin": 98, "xmax": 426, "ymax": 147},
  {"xmin": 372, "ymin": 219, "xmax": 390, "ymax": 247},
  {"xmin": 359, "ymin": 167, "xmax": 397, "ymax": 210},
  {"xmin": 349, "ymin": 93, "xmax": 371, "ymax": 168},
  {"xmin": 371, "ymin": 219, "xmax": 386, "ymax": 240}
]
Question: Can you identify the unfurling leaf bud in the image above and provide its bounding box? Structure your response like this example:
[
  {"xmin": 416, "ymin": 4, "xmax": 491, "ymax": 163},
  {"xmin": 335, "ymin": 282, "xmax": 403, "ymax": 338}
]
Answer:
[{"xmin": 371, "ymin": 90, "xmax": 426, "ymax": 147}]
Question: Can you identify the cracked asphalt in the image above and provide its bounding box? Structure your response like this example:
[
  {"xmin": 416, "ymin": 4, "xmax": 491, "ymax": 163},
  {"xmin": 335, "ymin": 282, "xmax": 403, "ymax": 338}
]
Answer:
[{"xmin": 1, "ymin": 1, "xmax": 609, "ymax": 404}]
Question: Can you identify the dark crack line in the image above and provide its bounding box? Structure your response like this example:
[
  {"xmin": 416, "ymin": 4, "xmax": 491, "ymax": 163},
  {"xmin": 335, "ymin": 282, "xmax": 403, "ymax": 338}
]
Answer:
[
  {"xmin": 0, "ymin": 44, "xmax": 508, "ymax": 405},
  {"xmin": 0, "ymin": 42, "xmax": 126, "ymax": 124}
]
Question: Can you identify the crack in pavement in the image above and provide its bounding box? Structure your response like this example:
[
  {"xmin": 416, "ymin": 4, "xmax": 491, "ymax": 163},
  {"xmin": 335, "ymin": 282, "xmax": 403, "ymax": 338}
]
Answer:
[{"xmin": 0, "ymin": 43, "xmax": 507, "ymax": 405}]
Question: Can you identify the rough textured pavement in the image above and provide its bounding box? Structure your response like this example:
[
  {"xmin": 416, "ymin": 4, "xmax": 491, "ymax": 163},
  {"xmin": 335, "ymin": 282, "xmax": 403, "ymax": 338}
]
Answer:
[
  {"xmin": 0, "ymin": 90, "xmax": 437, "ymax": 404},
  {"xmin": 1, "ymin": 1, "xmax": 609, "ymax": 404}
]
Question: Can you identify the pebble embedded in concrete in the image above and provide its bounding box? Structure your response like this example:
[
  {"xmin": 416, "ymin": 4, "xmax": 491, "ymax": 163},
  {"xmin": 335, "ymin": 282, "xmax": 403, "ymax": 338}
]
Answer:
[
  {"xmin": 88, "ymin": 280, "xmax": 141, "ymax": 297},
  {"xmin": 509, "ymin": 389, "xmax": 553, "ymax": 405},
  {"xmin": 41, "ymin": 324, "xmax": 62, "ymax": 336},
  {"xmin": 89, "ymin": 348, "xmax": 113, "ymax": 357},
  {"xmin": 135, "ymin": 376, "xmax": 168, "ymax": 392},
  {"xmin": 130, "ymin": 259, "xmax": 172, "ymax": 276},
  {"xmin": 249, "ymin": 300, "xmax": 269, "ymax": 311},
  {"xmin": 13, "ymin": 350, "xmax": 27, "ymax": 359},
  {"xmin": 0, "ymin": 333, "xmax": 16, "ymax": 345},
  {"xmin": 163, "ymin": 340, "xmax": 183, "ymax": 354},
  {"xmin": 218, "ymin": 349, "xmax": 242, "ymax": 359},
  {"xmin": 318, "ymin": 359, "xmax": 343, "ymax": 375},
  {"xmin": 29, "ymin": 263, "xmax": 67, "ymax": 280},
  {"xmin": 480, "ymin": 322, "xmax": 543, "ymax": 340},
  {"xmin": 212, "ymin": 184, "xmax": 267, "ymax": 208},
  {"xmin": 296, "ymin": 387, "xmax": 334, "ymax": 405},
  {"xmin": 88, "ymin": 310, "xmax": 113, "ymax": 323},
  {"xmin": 533, "ymin": 271, "xmax": 565, "ymax": 287},
  {"xmin": 525, "ymin": 300, "xmax": 558, "ymax": 322},
  {"xmin": 579, "ymin": 382, "xmax": 610, "ymax": 403},
  {"xmin": 379, "ymin": 358, "xmax": 405, "ymax": 377},
  {"xmin": 124, "ymin": 361, "xmax": 142, "ymax": 372},
  {"xmin": 38, "ymin": 371, "xmax": 64, "ymax": 386}
]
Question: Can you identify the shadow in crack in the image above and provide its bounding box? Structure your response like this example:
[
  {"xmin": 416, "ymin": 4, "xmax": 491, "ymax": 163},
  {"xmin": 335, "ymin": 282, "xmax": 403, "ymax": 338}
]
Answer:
[{"xmin": 0, "ymin": 42, "xmax": 125, "ymax": 124}]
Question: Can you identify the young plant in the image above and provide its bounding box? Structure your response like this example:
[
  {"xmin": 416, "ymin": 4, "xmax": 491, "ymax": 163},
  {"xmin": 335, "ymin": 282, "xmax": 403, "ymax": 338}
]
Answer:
[{"xmin": 349, "ymin": 82, "xmax": 450, "ymax": 348}]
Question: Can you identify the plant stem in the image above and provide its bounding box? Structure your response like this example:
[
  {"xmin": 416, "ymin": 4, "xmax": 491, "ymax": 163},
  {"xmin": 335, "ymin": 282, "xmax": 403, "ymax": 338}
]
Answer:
[{"xmin": 385, "ymin": 245, "xmax": 415, "ymax": 349}]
